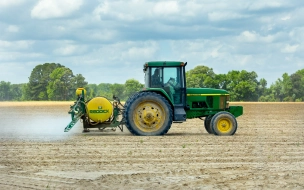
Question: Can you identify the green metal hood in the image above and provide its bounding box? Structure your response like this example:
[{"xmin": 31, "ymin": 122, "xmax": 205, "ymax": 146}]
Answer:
[{"xmin": 187, "ymin": 88, "xmax": 229, "ymax": 95}]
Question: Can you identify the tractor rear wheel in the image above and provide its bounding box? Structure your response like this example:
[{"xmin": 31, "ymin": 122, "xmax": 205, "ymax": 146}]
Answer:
[
  {"xmin": 211, "ymin": 111, "xmax": 237, "ymax": 136},
  {"xmin": 124, "ymin": 92, "xmax": 173, "ymax": 136},
  {"xmin": 204, "ymin": 115, "xmax": 213, "ymax": 134}
]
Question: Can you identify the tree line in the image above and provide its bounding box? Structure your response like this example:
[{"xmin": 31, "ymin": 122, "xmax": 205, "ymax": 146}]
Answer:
[{"xmin": 0, "ymin": 63, "xmax": 304, "ymax": 102}]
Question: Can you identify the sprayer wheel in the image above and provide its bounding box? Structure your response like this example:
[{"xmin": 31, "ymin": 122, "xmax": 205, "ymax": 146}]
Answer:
[
  {"xmin": 124, "ymin": 91, "xmax": 173, "ymax": 136},
  {"xmin": 211, "ymin": 111, "xmax": 237, "ymax": 136},
  {"xmin": 204, "ymin": 115, "xmax": 213, "ymax": 134}
]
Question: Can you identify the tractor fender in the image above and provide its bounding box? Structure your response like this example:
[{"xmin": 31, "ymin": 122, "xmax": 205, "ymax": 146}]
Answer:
[
  {"xmin": 228, "ymin": 106, "xmax": 243, "ymax": 118},
  {"xmin": 141, "ymin": 88, "xmax": 174, "ymax": 106}
]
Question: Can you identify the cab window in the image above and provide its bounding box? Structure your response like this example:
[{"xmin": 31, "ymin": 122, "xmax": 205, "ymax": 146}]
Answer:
[{"xmin": 163, "ymin": 67, "xmax": 182, "ymax": 104}]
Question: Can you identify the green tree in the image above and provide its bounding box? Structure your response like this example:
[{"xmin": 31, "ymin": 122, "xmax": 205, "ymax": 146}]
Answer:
[
  {"xmin": 26, "ymin": 63, "xmax": 64, "ymax": 100},
  {"xmin": 111, "ymin": 83, "xmax": 125, "ymax": 100},
  {"xmin": 98, "ymin": 83, "xmax": 112, "ymax": 99},
  {"xmin": 47, "ymin": 67, "xmax": 74, "ymax": 100},
  {"xmin": 259, "ymin": 93, "xmax": 276, "ymax": 102},
  {"xmin": 291, "ymin": 69, "xmax": 304, "ymax": 101},
  {"xmin": 124, "ymin": 79, "xmax": 144, "ymax": 98},
  {"xmin": 46, "ymin": 67, "xmax": 88, "ymax": 101},
  {"xmin": 268, "ymin": 73, "xmax": 294, "ymax": 102},
  {"xmin": 215, "ymin": 74, "xmax": 228, "ymax": 89},
  {"xmin": 21, "ymin": 84, "xmax": 31, "ymax": 101},
  {"xmin": 281, "ymin": 73, "xmax": 293, "ymax": 101},
  {"xmin": 290, "ymin": 73, "xmax": 302, "ymax": 100},
  {"xmin": 10, "ymin": 84, "xmax": 24, "ymax": 101},
  {"xmin": 269, "ymin": 79, "xmax": 284, "ymax": 101},
  {"xmin": 186, "ymin": 66, "xmax": 218, "ymax": 88},
  {"xmin": 86, "ymin": 84, "xmax": 98, "ymax": 100},
  {"xmin": 0, "ymin": 81, "xmax": 11, "ymax": 101},
  {"xmin": 257, "ymin": 78, "xmax": 267, "ymax": 101},
  {"xmin": 226, "ymin": 70, "xmax": 259, "ymax": 101},
  {"xmin": 74, "ymin": 74, "xmax": 88, "ymax": 88}
]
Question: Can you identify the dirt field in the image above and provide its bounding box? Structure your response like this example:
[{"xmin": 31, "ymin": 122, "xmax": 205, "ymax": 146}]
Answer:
[{"xmin": 0, "ymin": 102, "xmax": 304, "ymax": 189}]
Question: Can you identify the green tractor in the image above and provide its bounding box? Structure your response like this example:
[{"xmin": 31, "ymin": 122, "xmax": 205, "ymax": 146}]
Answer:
[{"xmin": 65, "ymin": 61, "xmax": 243, "ymax": 136}]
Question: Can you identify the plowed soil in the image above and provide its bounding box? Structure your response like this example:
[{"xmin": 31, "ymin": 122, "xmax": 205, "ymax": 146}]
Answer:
[{"xmin": 0, "ymin": 102, "xmax": 304, "ymax": 189}]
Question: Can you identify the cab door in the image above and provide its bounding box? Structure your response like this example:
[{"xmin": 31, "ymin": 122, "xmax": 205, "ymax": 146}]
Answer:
[
  {"xmin": 163, "ymin": 66, "xmax": 187, "ymax": 121},
  {"xmin": 162, "ymin": 67, "xmax": 184, "ymax": 105}
]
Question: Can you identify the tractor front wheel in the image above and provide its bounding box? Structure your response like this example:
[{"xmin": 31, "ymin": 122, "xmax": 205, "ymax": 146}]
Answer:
[
  {"xmin": 211, "ymin": 111, "xmax": 237, "ymax": 136},
  {"xmin": 124, "ymin": 92, "xmax": 173, "ymax": 136}
]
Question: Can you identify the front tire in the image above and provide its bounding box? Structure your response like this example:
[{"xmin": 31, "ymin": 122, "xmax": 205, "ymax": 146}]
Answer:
[
  {"xmin": 124, "ymin": 92, "xmax": 173, "ymax": 136},
  {"xmin": 211, "ymin": 111, "xmax": 237, "ymax": 136}
]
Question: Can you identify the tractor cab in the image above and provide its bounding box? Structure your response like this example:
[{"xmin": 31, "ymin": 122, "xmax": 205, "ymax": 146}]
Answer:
[{"xmin": 143, "ymin": 61, "xmax": 187, "ymax": 121}]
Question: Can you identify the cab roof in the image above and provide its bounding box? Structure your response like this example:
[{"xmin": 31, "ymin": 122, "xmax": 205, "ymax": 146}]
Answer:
[{"xmin": 143, "ymin": 61, "xmax": 186, "ymax": 69}]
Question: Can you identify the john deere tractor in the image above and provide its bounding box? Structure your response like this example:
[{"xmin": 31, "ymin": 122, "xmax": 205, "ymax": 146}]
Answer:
[{"xmin": 65, "ymin": 61, "xmax": 243, "ymax": 136}]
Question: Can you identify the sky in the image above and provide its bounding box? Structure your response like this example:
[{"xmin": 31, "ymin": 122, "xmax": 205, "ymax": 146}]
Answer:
[{"xmin": 1, "ymin": 0, "xmax": 304, "ymax": 86}]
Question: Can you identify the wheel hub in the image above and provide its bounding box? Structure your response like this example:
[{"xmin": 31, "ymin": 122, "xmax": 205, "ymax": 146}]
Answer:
[
  {"xmin": 144, "ymin": 112, "xmax": 154, "ymax": 122},
  {"xmin": 217, "ymin": 119, "xmax": 231, "ymax": 132},
  {"xmin": 134, "ymin": 102, "xmax": 165, "ymax": 132}
]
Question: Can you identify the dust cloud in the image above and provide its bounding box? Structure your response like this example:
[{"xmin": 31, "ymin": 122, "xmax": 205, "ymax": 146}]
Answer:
[{"xmin": 0, "ymin": 102, "xmax": 80, "ymax": 141}]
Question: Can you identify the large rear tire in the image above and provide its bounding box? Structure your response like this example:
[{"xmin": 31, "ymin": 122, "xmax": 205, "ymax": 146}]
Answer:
[
  {"xmin": 204, "ymin": 115, "xmax": 213, "ymax": 134},
  {"xmin": 124, "ymin": 92, "xmax": 173, "ymax": 136},
  {"xmin": 211, "ymin": 111, "xmax": 237, "ymax": 136}
]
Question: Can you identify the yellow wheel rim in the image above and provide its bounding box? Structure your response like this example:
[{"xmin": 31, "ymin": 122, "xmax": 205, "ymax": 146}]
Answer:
[
  {"xmin": 217, "ymin": 118, "xmax": 232, "ymax": 133},
  {"xmin": 133, "ymin": 101, "xmax": 166, "ymax": 133}
]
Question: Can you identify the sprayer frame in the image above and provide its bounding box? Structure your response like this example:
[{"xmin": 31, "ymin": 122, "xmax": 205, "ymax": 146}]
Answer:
[
  {"xmin": 81, "ymin": 99, "xmax": 124, "ymax": 132},
  {"xmin": 65, "ymin": 90, "xmax": 125, "ymax": 132}
]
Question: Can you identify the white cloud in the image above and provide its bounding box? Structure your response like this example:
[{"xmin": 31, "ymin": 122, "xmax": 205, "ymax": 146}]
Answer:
[
  {"xmin": 93, "ymin": 1, "xmax": 109, "ymax": 18},
  {"xmin": 93, "ymin": 0, "xmax": 150, "ymax": 21},
  {"xmin": 0, "ymin": 40, "xmax": 34, "ymax": 50},
  {"xmin": 169, "ymin": 39, "xmax": 231, "ymax": 65},
  {"xmin": 208, "ymin": 12, "xmax": 247, "ymax": 22},
  {"xmin": 53, "ymin": 42, "xmax": 88, "ymax": 56},
  {"xmin": 289, "ymin": 27, "xmax": 304, "ymax": 42},
  {"xmin": 281, "ymin": 15, "xmax": 291, "ymax": 21},
  {"xmin": 6, "ymin": 25, "xmax": 19, "ymax": 33},
  {"xmin": 281, "ymin": 44, "xmax": 299, "ymax": 53},
  {"xmin": 239, "ymin": 31, "xmax": 258, "ymax": 42},
  {"xmin": 121, "ymin": 45, "xmax": 158, "ymax": 61},
  {"xmin": 239, "ymin": 55, "xmax": 253, "ymax": 66},
  {"xmin": 93, "ymin": 0, "xmax": 182, "ymax": 22},
  {"xmin": 248, "ymin": 1, "xmax": 283, "ymax": 11},
  {"xmin": 53, "ymin": 45, "xmax": 77, "ymax": 56},
  {"xmin": 0, "ymin": 52, "xmax": 42, "ymax": 62},
  {"xmin": 95, "ymin": 41, "xmax": 159, "ymax": 62},
  {"xmin": 31, "ymin": 0, "xmax": 83, "ymax": 19},
  {"xmin": 179, "ymin": 1, "xmax": 203, "ymax": 17},
  {"xmin": 0, "ymin": 0, "xmax": 25, "ymax": 7},
  {"xmin": 153, "ymin": 1, "xmax": 179, "ymax": 16},
  {"xmin": 87, "ymin": 30, "xmax": 118, "ymax": 41},
  {"xmin": 238, "ymin": 31, "xmax": 274, "ymax": 43}
]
